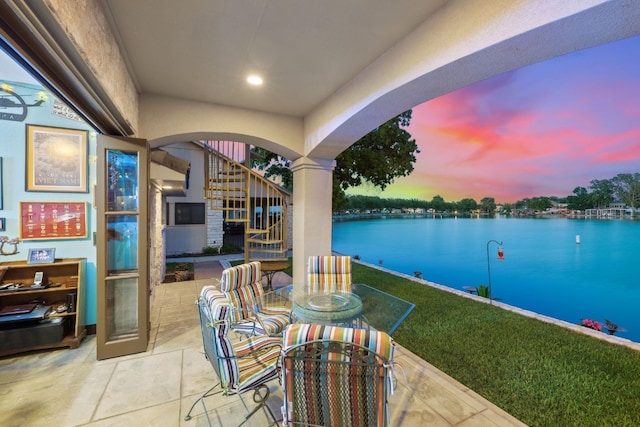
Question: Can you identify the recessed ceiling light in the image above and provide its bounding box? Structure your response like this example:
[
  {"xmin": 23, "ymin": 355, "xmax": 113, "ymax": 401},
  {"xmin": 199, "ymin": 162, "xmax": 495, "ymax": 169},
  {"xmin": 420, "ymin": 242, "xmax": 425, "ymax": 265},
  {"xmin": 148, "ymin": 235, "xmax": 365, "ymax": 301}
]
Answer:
[{"xmin": 247, "ymin": 75, "xmax": 263, "ymax": 86}]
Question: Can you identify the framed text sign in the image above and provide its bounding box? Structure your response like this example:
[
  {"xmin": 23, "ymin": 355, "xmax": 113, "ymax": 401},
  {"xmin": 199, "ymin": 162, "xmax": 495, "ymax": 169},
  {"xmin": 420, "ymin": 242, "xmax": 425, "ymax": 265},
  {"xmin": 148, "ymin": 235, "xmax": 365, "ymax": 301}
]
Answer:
[
  {"xmin": 20, "ymin": 202, "xmax": 88, "ymax": 240},
  {"xmin": 25, "ymin": 124, "xmax": 88, "ymax": 193}
]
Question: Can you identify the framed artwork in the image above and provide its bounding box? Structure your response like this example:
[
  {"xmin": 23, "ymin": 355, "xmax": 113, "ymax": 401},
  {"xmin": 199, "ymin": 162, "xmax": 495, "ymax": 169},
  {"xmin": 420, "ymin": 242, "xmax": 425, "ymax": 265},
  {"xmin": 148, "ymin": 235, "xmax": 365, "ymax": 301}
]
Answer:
[
  {"xmin": 0, "ymin": 218, "xmax": 5, "ymax": 231},
  {"xmin": 27, "ymin": 247, "xmax": 56, "ymax": 264},
  {"xmin": 20, "ymin": 202, "xmax": 88, "ymax": 240},
  {"xmin": 25, "ymin": 124, "xmax": 88, "ymax": 193}
]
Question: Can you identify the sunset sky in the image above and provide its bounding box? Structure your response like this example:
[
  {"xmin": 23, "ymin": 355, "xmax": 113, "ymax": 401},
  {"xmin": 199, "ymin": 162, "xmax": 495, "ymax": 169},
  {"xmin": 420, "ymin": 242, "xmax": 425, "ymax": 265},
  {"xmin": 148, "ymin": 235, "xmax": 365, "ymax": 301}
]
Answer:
[{"xmin": 349, "ymin": 35, "xmax": 640, "ymax": 204}]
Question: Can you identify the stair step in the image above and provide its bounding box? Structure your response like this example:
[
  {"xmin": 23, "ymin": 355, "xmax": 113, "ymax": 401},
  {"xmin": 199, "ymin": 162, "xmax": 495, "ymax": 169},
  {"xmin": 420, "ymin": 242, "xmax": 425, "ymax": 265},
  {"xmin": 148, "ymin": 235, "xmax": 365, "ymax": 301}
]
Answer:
[
  {"xmin": 248, "ymin": 248, "xmax": 288, "ymax": 254},
  {"xmin": 247, "ymin": 238, "xmax": 285, "ymax": 245}
]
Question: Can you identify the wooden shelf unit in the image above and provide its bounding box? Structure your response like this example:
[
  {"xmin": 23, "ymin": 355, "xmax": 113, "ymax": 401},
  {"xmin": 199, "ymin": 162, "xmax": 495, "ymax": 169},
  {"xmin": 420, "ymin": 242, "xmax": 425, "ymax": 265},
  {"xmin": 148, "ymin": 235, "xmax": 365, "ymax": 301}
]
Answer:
[{"xmin": 0, "ymin": 258, "xmax": 86, "ymax": 356}]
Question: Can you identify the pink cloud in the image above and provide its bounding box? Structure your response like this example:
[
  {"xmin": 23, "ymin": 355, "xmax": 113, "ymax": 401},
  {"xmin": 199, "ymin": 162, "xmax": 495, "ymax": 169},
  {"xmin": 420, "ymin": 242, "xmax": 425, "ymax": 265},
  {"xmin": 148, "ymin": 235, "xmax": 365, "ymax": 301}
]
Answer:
[{"xmin": 369, "ymin": 36, "xmax": 640, "ymax": 203}]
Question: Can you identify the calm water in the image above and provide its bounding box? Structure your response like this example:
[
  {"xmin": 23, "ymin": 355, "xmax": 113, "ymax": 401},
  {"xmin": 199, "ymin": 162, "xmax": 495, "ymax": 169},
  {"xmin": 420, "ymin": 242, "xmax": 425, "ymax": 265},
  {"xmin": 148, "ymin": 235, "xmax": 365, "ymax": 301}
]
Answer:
[{"xmin": 332, "ymin": 216, "xmax": 640, "ymax": 342}]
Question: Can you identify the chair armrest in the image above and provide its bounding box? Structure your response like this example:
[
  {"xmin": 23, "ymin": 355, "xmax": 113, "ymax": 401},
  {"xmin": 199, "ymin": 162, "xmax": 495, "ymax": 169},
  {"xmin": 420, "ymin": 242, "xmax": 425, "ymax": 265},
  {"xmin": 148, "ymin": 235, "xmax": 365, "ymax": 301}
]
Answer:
[{"xmin": 233, "ymin": 336, "xmax": 283, "ymax": 358}]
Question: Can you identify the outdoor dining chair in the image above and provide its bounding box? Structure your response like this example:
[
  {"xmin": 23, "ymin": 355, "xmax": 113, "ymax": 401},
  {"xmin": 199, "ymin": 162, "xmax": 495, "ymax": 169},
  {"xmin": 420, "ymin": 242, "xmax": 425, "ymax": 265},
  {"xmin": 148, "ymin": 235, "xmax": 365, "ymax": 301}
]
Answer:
[
  {"xmin": 220, "ymin": 261, "xmax": 291, "ymax": 337},
  {"xmin": 184, "ymin": 286, "xmax": 281, "ymax": 426},
  {"xmin": 307, "ymin": 255, "xmax": 352, "ymax": 293},
  {"xmin": 281, "ymin": 323, "xmax": 396, "ymax": 427}
]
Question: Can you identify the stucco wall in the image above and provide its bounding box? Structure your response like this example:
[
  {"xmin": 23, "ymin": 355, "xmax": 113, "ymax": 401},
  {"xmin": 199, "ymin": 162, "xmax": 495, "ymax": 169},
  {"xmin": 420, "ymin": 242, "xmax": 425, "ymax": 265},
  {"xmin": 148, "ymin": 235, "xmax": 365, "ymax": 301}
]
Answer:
[{"xmin": 46, "ymin": 0, "xmax": 139, "ymax": 133}]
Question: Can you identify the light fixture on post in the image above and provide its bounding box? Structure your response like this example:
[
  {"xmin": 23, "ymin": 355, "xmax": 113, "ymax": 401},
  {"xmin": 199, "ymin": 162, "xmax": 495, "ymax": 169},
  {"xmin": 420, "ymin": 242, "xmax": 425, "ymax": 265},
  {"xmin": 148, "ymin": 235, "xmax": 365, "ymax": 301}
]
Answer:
[{"xmin": 486, "ymin": 239, "xmax": 504, "ymax": 305}]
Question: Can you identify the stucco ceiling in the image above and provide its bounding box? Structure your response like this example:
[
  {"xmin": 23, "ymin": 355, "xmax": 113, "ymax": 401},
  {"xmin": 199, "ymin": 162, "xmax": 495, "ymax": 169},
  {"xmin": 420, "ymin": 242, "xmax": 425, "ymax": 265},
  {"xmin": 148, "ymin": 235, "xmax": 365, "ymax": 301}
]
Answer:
[{"xmin": 101, "ymin": 0, "xmax": 448, "ymax": 118}]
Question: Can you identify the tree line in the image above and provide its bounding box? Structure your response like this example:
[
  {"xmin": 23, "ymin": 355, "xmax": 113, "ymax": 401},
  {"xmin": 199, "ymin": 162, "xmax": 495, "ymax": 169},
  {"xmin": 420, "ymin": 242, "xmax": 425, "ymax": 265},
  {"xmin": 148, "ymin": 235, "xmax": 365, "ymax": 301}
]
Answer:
[{"xmin": 342, "ymin": 172, "xmax": 640, "ymax": 214}]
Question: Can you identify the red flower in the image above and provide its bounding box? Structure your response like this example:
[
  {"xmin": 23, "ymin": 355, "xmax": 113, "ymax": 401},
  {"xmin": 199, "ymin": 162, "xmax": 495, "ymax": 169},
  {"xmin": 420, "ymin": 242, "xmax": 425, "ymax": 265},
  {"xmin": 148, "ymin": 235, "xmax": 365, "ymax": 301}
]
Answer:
[{"xmin": 579, "ymin": 319, "xmax": 602, "ymax": 331}]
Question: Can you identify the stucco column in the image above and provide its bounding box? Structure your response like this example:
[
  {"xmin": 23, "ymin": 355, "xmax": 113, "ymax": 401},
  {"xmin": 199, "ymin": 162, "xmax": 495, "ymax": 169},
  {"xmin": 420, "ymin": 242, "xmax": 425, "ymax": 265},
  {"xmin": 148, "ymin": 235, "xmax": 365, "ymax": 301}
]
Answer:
[{"xmin": 291, "ymin": 157, "xmax": 336, "ymax": 288}]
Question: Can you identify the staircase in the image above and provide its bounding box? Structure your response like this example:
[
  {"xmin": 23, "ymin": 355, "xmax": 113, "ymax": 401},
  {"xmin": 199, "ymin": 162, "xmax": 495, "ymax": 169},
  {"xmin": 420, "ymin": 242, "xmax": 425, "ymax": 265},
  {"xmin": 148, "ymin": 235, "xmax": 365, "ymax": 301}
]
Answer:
[{"xmin": 203, "ymin": 141, "xmax": 289, "ymax": 262}]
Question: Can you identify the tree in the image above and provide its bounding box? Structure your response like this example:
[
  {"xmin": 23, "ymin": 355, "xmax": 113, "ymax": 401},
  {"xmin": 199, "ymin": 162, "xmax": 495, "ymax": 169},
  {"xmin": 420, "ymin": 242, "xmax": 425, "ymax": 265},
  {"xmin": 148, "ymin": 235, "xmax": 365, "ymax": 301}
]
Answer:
[
  {"xmin": 589, "ymin": 179, "xmax": 615, "ymax": 208},
  {"xmin": 566, "ymin": 186, "xmax": 592, "ymax": 211},
  {"xmin": 611, "ymin": 173, "xmax": 640, "ymax": 217},
  {"xmin": 251, "ymin": 149, "xmax": 293, "ymax": 191},
  {"xmin": 515, "ymin": 198, "xmax": 530, "ymax": 210},
  {"xmin": 480, "ymin": 197, "xmax": 496, "ymax": 214},
  {"xmin": 456, "ymin": 198, "xmax": 478, "ymax": 213},
  {"xmin": 252, "ymin": 110, "xmax": 419, "ymax": 212},
  {"xmin": 333, "ymin": 111, "xmax": 419, "ymax": 211},
  {"xmin": 430, "ymin": 195, "xmax": 448, "ymax": 212},
  {"xmin": 528, "ymin": 196, "xmax": 552, "ymax": 212}
]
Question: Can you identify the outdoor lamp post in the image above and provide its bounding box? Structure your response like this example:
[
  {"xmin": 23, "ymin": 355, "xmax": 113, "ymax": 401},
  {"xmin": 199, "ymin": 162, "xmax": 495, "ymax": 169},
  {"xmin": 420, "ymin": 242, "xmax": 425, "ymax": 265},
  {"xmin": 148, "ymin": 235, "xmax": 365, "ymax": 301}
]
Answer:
[{"xmin": 486, "ymin": 240, "xmax": 504, "ymax": 305}]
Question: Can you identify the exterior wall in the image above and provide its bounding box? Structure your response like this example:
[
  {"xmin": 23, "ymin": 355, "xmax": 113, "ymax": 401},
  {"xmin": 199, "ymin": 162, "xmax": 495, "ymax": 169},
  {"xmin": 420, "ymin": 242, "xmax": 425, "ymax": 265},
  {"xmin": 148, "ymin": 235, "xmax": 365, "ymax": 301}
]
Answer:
[
  {"xmin": 46, "ymin": 0, "xmax": 139, "ymax": 133},
  {"xmin": 162, "ymin": 142, "xmax": 218, "ymax": 255},
  {"xmin": 206, "ymin": 206, "xmax": 224, "ymax": 248},
  {"xmin": 0, "ymin": 79, "xmax": 98, "ymax": 326},
  {"xmin": 148, "ymin": 186, "xmax": 164, "ymax": 305}
]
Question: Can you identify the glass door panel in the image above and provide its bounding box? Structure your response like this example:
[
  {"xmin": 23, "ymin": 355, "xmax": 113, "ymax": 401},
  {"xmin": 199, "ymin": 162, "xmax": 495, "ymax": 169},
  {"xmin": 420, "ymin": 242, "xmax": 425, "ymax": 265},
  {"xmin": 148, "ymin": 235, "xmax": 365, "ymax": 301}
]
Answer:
[
  {"xmin": 107, "ymin": 150, "xmax": 139, "ymax": 212},
  {"xmin": 105, "ymin": 277, "xmax": 139, "ymax": 341},
  {"xmin": 107, "ymin": 215, "xmax": 138, "ymax": 272}
]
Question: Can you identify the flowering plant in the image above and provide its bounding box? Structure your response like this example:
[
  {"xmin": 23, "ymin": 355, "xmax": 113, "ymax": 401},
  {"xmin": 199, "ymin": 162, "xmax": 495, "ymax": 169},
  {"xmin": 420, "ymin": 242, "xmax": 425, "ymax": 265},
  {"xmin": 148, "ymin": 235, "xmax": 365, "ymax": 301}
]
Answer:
[{"xmin": 579, "ymin": 319, "xmax": 602, "ymax": 331}]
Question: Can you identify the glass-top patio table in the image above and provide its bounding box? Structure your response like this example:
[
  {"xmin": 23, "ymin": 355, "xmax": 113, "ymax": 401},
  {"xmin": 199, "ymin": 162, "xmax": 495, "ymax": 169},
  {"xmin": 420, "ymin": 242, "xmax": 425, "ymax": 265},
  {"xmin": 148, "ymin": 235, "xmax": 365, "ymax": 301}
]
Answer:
[
  {"xmin": 292, "ymin": 291, "xmax": 364, "ymax": 327},
  {"xmin": 273, "ymin": 283, "xmax": 415, "ymax": 335}
]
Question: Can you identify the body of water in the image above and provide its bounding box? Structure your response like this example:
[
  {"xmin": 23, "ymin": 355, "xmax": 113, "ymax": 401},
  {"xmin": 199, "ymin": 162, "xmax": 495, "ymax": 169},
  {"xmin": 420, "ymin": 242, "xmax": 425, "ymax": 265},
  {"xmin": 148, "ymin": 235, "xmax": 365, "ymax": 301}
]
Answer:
[{"xmin": 332, "ymin": 216, "xmax": 640, "ymax": 342}]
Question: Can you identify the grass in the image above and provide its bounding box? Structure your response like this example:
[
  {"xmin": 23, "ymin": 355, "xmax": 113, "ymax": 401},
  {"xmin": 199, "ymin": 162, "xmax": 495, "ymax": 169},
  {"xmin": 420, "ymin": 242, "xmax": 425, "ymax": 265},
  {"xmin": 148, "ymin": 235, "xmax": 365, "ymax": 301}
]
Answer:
[
  {"xmin": 165, "ymin": 262, "xmax": 194, "ymax": 273},
  {"xmin": 230, "ymin": 257, "xmax": 640, "ymax": 424},
  {"xmin": 350, "ymin": 263, "xmax": 640, "ymax": 426}
]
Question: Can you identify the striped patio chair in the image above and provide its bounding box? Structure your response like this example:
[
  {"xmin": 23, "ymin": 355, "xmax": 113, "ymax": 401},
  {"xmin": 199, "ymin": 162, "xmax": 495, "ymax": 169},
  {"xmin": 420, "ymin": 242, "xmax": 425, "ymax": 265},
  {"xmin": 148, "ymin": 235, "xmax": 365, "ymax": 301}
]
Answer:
[
  {"xmin": 184, "ymin": 286, "xmax": 281, "ymax": 426},
  {"xmin": 281, "ymin": 323, "xmax": 396, "ymax": 427},
  {"xmin": 220, "ymin": 261, "xmax": 291, "ymax": 336},
  {"xmin": 307, "ymin": 255, "xmax": 352, "ymax": 293}
]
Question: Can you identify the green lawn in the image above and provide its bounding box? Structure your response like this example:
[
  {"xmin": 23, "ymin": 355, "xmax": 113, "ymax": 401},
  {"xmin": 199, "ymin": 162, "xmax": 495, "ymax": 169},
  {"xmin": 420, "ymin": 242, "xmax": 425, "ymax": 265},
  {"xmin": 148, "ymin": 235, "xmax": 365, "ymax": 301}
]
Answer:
[
  {"xmin": 351, "ymin": 263, "xmax": 640, "ymax": 427},
  {"xmin": 233, "ymin": 257, "xmax": 640, "ymax": 425},
  {"xmin": 165, "ymin": 262, "xmax": 194, "ymax": 273}
]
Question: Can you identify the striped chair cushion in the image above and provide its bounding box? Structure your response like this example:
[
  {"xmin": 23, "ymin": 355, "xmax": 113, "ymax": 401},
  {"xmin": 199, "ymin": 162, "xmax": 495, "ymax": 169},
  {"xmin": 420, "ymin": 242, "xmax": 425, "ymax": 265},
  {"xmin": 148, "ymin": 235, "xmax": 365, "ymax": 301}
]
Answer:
[
  {"xmin": 282, "ymin": 323, "xmax": 395, "ymax": 427},
  {"xmin": 220, "ymin": 262, "xmax": 263, "ymax": 323},
  {"xmin": 199, "ymin": 285, "xmax": 281, "ymax": 393},
  {"xmin": 232, "ymin": 309, "xmax": 291, "ymax": 336},
  {"xmin": 307, "ymin": 255, "xmax": 352, "ymax": 293},
  {"xmin": 282, "ymin": 323, "xmax": 394, "ymax": 362},
  {"xmin": 220, "ymin": 262, "xmax": 291, "ymax": 336}
]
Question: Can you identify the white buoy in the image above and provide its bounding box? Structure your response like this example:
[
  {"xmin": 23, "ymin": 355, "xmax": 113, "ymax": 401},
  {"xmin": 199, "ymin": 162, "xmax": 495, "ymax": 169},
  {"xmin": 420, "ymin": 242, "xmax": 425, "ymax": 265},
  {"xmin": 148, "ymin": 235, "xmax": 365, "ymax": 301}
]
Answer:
[{"xmin": 576, "ymin": 235, "xmax": 581, "ymax": 244}]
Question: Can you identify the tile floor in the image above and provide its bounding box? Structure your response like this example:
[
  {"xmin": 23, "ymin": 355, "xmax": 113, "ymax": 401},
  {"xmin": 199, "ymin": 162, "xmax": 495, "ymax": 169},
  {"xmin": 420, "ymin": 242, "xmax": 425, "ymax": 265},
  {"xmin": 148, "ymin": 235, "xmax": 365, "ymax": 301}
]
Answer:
[{"xmin": 0, "ymin": 263, "xmax": 527, "ymax": 427}]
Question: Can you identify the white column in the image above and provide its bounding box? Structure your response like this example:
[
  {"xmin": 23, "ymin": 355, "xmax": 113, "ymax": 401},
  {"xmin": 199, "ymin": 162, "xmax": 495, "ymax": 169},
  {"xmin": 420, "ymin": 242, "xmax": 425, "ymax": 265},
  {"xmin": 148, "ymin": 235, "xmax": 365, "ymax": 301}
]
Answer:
[{"xmin": 291, "ymin": 157, "xmax": 336, "ymax": 289}]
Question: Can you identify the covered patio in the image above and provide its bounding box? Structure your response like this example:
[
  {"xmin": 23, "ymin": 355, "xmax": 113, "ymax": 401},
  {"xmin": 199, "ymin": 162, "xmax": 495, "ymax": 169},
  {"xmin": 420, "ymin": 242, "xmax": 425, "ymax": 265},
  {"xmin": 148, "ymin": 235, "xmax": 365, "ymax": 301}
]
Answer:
[{"xmin": 0, "ymin": 260, "xmax": 526, "ymax": 426}]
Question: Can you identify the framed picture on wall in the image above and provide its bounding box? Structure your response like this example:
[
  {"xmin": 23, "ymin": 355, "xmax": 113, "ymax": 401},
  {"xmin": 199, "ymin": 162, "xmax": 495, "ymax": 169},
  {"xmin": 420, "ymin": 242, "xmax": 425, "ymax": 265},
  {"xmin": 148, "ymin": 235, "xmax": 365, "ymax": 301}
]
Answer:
[
  {"xmin": 27, "ymin": 247, "xmax": 56, "ymax": 264},
  {"xmin": 20, "ymin": 202, "xmax": 88, "ymax": 240},
  {"xmin": 25, "ymin": 124, "xmax": 88, "ymax": 193}
]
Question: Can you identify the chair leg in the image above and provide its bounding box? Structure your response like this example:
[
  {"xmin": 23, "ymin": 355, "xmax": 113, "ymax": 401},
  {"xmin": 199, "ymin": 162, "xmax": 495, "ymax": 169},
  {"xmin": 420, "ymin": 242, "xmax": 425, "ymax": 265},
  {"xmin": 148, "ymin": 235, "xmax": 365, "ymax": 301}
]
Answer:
[
  {"xmin": 184, "ymin": 382, "xmax": 222, "ymax": 424},
  {"xmin": 238, "ymin": 384, "xmax": 278, "ymax": 427}
]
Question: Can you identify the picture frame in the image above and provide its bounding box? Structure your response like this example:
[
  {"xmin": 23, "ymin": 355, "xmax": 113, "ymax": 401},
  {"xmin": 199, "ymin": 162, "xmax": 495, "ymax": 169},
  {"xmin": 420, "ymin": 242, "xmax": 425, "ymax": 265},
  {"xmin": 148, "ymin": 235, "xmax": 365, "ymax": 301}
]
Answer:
[
  {"xmin": 27, "ymin": 247, "xmax": 56, "ymax": 264},
  {"xmin": 20, "ymin": 202, "xmax": 88, "ymax": 240},
  {"xmin": 0, "ymin": 218, "xmax": 5, "ymax": 232},
  {"xmin": 25, "ymin": 124, "xmax": 88, "ymax": 193}
]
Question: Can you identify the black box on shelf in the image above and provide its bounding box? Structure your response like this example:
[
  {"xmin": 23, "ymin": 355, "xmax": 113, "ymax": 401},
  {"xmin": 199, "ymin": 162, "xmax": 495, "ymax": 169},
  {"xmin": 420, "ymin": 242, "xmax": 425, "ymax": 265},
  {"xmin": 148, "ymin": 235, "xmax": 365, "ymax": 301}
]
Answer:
[{"xmin": 0, "ymin": 316, "xmax": 70, "ymax": 352}]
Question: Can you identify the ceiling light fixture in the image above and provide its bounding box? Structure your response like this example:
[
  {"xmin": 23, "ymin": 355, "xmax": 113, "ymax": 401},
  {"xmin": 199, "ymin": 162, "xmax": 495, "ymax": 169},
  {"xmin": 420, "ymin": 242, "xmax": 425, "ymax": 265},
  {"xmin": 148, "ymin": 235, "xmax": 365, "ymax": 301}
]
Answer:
[{"xmin": 247, "ymin": 75, "xmax": 263, "ymax": 86}]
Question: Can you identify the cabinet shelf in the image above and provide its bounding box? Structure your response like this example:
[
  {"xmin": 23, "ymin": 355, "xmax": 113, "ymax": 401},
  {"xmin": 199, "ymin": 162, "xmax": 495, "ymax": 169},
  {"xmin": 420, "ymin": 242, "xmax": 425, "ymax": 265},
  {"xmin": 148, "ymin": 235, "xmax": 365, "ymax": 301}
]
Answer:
[
  {"xmin": 0, "ymin": 258, "xmax": 86, "ymax": 356},
  {"xmin": 0, "ymin": 286, "xmax": 78, "ymax": 297}
]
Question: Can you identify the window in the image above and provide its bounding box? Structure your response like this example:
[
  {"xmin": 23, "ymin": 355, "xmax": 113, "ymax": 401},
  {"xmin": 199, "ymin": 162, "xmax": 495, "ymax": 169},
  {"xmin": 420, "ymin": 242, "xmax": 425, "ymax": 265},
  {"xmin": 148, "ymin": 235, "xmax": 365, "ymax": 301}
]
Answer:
[{"xmin": 175, "ymin": 203, "xmax": 205, "ymax": 225}]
